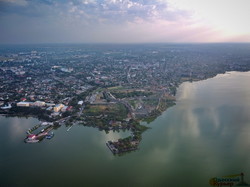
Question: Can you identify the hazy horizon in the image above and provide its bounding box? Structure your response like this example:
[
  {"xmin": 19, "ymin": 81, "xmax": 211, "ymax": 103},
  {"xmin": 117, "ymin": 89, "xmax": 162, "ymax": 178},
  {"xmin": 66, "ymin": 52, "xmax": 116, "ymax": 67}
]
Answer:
[{"xmin": 1, "ymin": 42, "xmax": 250, "ymax": 46}]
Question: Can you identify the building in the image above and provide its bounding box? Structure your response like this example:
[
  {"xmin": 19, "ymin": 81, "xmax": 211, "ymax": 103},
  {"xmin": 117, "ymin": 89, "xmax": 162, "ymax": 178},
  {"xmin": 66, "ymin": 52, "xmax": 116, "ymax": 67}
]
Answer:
[
  {"xmin": 66, "ymin": 106, "xmax": 73, "ymax": 111},
  {"xmin": 1, "ymin": 104, "xmax": 12, "ymax": 109},
  {"xmin": 61, "ymin": 106, "xmax": 68, "ymax": 112},
  {"xmin": 78, "ymin": 101, "xmax": 83, "ymax": 105},
  {"xmin": 33, "ymin": 101, "xmax": 46, "ymax": 107},
  {"xmin": 53, "ymin": 104, "xmax": 64, "ymax": 112},
  {"xmin": 46, "ymin": 106, "xmax": 53, "ymax": 111},
  {"xmin": 46, "ymin": 103, "xmax": 55, "ymax": 107},
  {"xmin": 17, "ymin": 102, "xmax": 31, "ymax": 107}
]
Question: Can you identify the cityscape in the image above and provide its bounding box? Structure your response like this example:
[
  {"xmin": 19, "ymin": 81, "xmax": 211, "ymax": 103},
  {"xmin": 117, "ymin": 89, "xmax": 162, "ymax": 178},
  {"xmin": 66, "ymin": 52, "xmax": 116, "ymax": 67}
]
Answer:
[{"xmin": 1, "ymin": 43, "xmax": 250, "ymax": 154}]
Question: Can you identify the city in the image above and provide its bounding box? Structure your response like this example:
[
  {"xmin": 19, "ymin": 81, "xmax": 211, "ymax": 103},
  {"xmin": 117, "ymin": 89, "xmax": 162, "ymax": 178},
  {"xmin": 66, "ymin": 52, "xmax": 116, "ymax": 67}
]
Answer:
[{"xmin": 1, "ymin": 43, "xmax": 250, "ymax": 154}]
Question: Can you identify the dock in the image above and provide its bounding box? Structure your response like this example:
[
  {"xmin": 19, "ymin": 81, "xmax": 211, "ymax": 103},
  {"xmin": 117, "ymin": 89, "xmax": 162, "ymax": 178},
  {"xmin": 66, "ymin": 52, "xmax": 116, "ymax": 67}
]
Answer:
[
  {"xmin": 106, "ymin": 141, "xmax": 119, "ymax": 154},
  {"xmin": 67, "ymin": 124, "xmax": 74, "ymax": 132}
]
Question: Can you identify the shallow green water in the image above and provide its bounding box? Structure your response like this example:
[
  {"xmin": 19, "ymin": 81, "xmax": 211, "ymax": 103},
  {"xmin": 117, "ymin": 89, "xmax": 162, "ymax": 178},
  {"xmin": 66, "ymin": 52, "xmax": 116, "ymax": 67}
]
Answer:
[{"xmin": 1, "ymin": 71, "xmax": 250, "ymax": 187}]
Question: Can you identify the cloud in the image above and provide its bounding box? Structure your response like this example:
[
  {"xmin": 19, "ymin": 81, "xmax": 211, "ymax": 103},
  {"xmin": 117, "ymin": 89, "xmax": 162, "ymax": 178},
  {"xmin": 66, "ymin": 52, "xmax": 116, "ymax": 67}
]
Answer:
[
  {"xmin": 0, "ymin": 0, "xmax": 57, "ymax": 17},
  {"xmin": 0, "ymin": 0, "xmax": 249, "ymax": 43},
  {"xmin": 0, "ymin": 0, "xmax": 189, "ymax": 24},
  {"xmin": 0, "ymin": 0, "xmax": 28, "ymax": 6},
  {"xmin": 167, "ymin": 0, "xmax": 250, "ymax": 36}
]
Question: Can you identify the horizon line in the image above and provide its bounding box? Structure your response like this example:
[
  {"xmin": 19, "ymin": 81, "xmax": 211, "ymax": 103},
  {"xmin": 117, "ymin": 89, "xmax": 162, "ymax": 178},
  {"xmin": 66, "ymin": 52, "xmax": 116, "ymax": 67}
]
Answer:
[{"xmin": 1, "ymin": 41, "xmax": 250, "ymax": 46}]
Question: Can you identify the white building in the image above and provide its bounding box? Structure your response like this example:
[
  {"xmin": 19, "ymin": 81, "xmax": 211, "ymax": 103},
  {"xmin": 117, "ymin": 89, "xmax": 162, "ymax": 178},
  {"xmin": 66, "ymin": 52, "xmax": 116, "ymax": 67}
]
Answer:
[
  {"xmin": 78, "ymin": 101, "xmax": 83, "ymax": 105},
  {"xmin": 1, "ymin": 104, "xmax": 12, "ymax": 109},
  {"xmin": 46, "ymin": 103, "xmax": 55, "ymax": 107},
  {"xmin": 17, "ymin": 102, "xmax": 31, "ymax": 107},
  {"xmin": 33, "ymin": 101, "xmax": 46, "ymax": 107}
]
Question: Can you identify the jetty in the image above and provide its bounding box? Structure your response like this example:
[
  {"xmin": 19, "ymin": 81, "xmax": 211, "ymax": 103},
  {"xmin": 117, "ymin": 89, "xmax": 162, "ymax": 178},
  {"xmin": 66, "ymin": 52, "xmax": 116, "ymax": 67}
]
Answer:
[
  {"xmin": 67, "ymin": 124, "xmax": 74, "ymax": 132},
  {"xmin": 106, "ymin": 138, "xmax": 139, "ymax": 155},
  {"xmin": 24, "ymin": 124, "xmax": 54, "ymax": 143}
]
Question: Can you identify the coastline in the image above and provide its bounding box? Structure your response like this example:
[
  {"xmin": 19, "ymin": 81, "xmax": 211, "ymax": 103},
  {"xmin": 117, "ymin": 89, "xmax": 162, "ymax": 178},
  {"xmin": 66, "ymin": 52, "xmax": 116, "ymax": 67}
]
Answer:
[{"xmin": 1, "ymin": 70, "xmax": 250, "ymax": 154}]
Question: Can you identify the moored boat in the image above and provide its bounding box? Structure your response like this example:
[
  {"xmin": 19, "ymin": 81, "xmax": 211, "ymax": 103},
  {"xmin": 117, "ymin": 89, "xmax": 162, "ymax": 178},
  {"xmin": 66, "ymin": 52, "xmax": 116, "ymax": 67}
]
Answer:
[{"xmin": 46, "ymin": 132, "xmax": 54, "ymax": 139}]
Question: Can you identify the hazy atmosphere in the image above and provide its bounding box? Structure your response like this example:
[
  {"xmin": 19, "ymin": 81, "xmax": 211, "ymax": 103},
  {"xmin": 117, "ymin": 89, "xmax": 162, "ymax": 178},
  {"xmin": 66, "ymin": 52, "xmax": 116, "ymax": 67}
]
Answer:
[{"xmin": 1, "ymin": 0, "xmax": 250, "ymax": 44}]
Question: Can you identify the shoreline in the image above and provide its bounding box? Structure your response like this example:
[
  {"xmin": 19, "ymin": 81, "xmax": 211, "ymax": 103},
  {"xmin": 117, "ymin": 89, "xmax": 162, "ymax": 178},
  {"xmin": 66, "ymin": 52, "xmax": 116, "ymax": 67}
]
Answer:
[
  {"xmin": 2, "ymin": 70, "xmax": 249, "ymax": 123},
  {"xmin": 1, "ymin": 70, "xmax": 250, "ymax": 154},
  {"xmin": 2, "ymin": 70, "xmax": 250, "ymax": 122}
]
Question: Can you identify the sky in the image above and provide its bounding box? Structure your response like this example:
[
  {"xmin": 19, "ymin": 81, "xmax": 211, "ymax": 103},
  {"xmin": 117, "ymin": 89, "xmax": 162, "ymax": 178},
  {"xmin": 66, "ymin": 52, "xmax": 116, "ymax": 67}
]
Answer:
[{"xmin": 0, "ymin": 0, "xmax": 250, "ymax": 44}]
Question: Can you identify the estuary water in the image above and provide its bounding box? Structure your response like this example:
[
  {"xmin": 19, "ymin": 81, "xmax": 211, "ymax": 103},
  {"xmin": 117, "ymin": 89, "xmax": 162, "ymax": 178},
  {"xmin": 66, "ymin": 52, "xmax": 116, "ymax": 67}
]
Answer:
[{"xmin": 1, "ymin": 71, "xmax": 250, "ymax": 187}]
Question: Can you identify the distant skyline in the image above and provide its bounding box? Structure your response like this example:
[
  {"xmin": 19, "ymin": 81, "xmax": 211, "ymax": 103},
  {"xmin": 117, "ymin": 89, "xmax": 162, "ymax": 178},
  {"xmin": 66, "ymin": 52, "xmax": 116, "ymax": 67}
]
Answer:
[{"xmin": 0, "ymin": 0, "xmax": 250, "ymax": 44}]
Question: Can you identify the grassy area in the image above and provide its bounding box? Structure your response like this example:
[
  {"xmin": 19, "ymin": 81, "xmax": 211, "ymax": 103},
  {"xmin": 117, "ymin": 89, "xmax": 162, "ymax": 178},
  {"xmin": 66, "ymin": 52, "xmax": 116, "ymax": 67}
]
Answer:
[
  {"xmin": 143, "ymin": 98, "xmax": 158, "ymax": 106},
  {"xmin": 134, "ymin": 123, "xmax": 149, "ymax": 132},
  {"xmin": 111, "ymin": 90, "xmax": 153, "ymax": 99},
  {"xmin": 128, "ymin": 100, "xmax": 137, "ymax": 108},
  {"xmin": 142, "ymin": 116, "xmax": 158, "ymax": 124},
  {"xmin": 142, "ymin": 95, "xmax": 176, "ymax": 123},
  {"xmin": 84, "ymin": 103, "xmax": 128, "ymax": 120},
  {"xmin": 95, "ymin": 87, "xmax": 104, "ymax": 92},
  {"xmin": 87, "ymin": 105, "xmax": 108, "ymax": 113},
  {"xmin": 107, "ymin": 86, "xmax": 123, "ymax": 90}
]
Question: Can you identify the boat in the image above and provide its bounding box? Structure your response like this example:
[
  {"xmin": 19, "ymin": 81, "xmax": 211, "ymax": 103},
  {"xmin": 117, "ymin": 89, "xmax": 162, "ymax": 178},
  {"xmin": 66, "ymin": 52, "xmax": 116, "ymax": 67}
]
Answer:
[{"xmin": 46, "ymin": 132, "xmax": 54, "ymax": 139}]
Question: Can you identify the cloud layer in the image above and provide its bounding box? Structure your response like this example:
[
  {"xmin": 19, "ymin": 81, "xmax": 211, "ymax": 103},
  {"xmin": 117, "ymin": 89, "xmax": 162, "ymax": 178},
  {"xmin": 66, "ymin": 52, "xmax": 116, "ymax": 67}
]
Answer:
[{"xmin": 0, "ymin": 0, "xmax": 249, "ymax": 43}]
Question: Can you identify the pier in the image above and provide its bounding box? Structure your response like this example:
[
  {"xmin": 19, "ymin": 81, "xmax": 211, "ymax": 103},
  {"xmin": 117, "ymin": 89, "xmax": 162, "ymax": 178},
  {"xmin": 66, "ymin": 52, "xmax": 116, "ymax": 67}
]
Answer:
[
  {"xmin": 106, "ymin": 139, "xmax": 139, "ymax": 155},
  {"xmin": 25, "ymin": 124, "xmax": 54, "ymax": 143},
  {"xmin": 67, "ymin": 124, "xmax": 75, "ymax": 132}
]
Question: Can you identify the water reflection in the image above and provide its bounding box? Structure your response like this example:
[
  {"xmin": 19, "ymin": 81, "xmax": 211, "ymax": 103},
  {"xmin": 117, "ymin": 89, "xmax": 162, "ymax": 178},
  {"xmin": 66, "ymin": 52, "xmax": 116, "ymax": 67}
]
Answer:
[
  {"xmin": 1, "ymin": 71, "xmax": 250, "ymax": 187},
  {"xmin": 140, "ymin": 71, "xmax": 250, "ymax": 186},
  {"xmin": 0, "ymin": 116, "xmax": 39, "ymax": 144},
  {"xmin": 99, "ymin": 130, "xmax": 131, "ymax": 143}
]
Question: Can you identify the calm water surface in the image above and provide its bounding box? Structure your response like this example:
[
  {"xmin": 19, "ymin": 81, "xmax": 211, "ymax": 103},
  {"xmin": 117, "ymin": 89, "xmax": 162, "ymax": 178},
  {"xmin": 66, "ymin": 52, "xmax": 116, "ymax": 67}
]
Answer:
[{"xmin": 1, "ymin": 71, "xmax": 250, "ymax": 187}]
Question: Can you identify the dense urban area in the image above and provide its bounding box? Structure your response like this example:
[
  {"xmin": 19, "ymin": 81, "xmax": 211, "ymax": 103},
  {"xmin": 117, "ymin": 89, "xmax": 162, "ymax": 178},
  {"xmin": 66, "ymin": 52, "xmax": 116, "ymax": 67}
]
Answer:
[{"xmin": 1, "ymin": 43, "xmax": 250, "ymax": 154}]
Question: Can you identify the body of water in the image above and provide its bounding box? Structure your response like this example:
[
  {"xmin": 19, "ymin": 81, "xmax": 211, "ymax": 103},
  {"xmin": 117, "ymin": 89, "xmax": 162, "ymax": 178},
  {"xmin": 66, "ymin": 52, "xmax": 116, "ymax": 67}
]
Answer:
[{"xmin": 1, "ymin": 71, "xmax": 250, "ymax": 187}]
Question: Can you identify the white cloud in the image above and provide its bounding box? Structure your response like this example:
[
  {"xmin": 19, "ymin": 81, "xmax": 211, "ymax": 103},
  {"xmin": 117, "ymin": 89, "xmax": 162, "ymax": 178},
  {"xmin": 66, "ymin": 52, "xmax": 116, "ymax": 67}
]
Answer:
[
  {"xmin": 167, "ymin": 0, "xmax": 250, "ymax": 37},
  {"xmin": 82, "ymin": 0, "xmax": 96, "ymax": 5}
]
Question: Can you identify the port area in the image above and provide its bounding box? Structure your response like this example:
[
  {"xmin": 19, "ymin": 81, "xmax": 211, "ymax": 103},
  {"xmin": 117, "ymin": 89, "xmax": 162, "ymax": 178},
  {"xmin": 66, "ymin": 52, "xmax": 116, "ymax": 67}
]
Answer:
[
  {"xmin": 25, "ymin": 123, "xmax": 55, "ymax": 143},
  {"xmin": 106, "ymin": 136, "xmax": 140, "ymax": 155}
]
